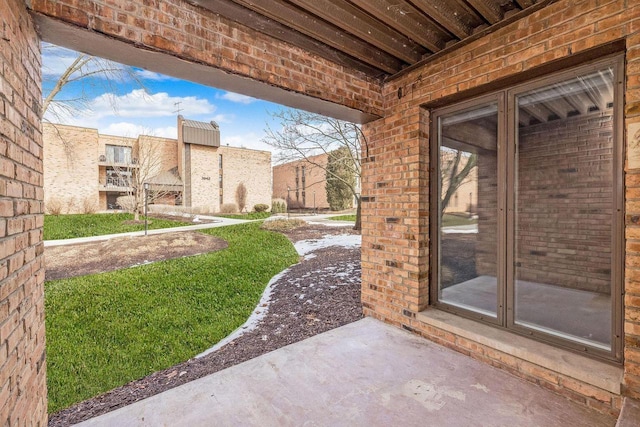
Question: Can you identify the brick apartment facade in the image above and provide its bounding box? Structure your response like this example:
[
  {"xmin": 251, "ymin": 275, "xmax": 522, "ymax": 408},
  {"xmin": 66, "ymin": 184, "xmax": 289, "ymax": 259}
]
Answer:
[
  {"xmin": 272, "ymin": 153, "xmax": 330, "ymax": 210},
  {"xmin": 2, "ymin": 0, "xmax": 640, "ymax": 423},
  {"xmin": 43, "ymin": 120, "xmax": 272, "ymax": 214}
]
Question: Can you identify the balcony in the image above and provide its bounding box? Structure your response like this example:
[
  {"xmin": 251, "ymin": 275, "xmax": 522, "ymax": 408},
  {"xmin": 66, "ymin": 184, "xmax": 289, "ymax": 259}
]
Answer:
[
  {"xmin": 99, "ymin": 176, "xmax": 132, "ymax": 192},
  {"xmin": 98, "ymin": 154, "xmax": 139, "ymax": 168}
]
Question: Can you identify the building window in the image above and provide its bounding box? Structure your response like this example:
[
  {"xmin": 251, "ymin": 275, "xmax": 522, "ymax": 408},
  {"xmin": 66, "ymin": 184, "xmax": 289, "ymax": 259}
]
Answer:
[
  {"xmin": 219, "ymin": 154, "xmax": 223, "ymax": 170},
  {"xmin": 105, "ymin": 145, "xmax": 132, "ymax": 164},
  {"xmin": 430, "ymin": 56, "xmax": 623, "ymax": 361},
  {"xmin": 219, "ymin": 176, "xmax": 223, "ymax": 205}
]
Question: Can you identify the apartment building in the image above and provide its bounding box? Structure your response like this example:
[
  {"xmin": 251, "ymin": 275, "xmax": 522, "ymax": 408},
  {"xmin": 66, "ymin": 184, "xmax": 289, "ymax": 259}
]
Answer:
[
  {"xmin": 272, "ymin": 153, "xmax": 330, "ymax": 210},
  {"xmin": 43, "ymin": 116, "xmax": 272, "ymax": 214}
]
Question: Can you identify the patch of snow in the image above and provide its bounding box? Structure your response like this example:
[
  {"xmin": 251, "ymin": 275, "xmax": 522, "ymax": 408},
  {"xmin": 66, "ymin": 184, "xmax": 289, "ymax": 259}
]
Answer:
[
  {"xmin": 305, "ymin": 220, "xmax": 353, "ymax": 227},
  {"xmin": 197, "ymin": 230, "xmax": 361, "ymax": 359},
  {"xmin": 294, "ymin": 234, "xmax": 361, "ymax": 256}
]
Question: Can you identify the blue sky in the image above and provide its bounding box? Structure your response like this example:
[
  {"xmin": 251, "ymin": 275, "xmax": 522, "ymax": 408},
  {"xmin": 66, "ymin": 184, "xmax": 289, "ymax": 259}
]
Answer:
[{"xmin": 41, "ymin": 44, "xmax": 284, "ymax": 153}]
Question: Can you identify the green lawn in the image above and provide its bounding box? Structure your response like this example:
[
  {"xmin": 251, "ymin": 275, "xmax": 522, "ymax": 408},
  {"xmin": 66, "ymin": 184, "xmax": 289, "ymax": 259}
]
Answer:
[
  {"xmin": 442, "ymin": 213, "xmax": 477, "ymax": 227},
  {"xmin": 45, "ymin": 222, "xmax": 299, "ymax": 413},
  {"xmin": 328, "ymin": 214, "xmax": 356, "ymax": 222},
  {"xmin": 44, "ymin": 213, "xmax": 191, "ymax": 240}
]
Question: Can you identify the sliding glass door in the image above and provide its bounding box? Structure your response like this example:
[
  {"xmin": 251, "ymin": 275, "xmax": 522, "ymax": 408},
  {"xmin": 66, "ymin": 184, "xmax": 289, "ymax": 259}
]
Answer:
[
  {"xmin": 434, "ymin": 98, "xmax": 501, "ymax": 321},
  {"xmin": 431, "ymin": 56, "xmax": 623, "ymax": 361},
  {"xmin": 511, "ymin": 66, "xmax": 618, "ymax": 352}
]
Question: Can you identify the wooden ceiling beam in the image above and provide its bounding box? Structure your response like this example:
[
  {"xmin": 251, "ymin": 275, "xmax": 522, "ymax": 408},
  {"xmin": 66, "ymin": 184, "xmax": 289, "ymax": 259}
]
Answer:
[
  {"xmin": 285, "ymin": 0, "xmax": 425, "ymax": 64},
  {"xmin": 201, "ymin": 0, "xmax": 403, "ymax": 74},
  {"xmin": 514, "ymin": 0, "xmax": 535, "ymax": 8},
  {"xmin": 349, "ymin": 0, "xmax": 450, "ymax": 53},
  {"xmin": 409, "ymin": 0, "xmax": 474, "ymax": 39},
  {"xmin": 519, "ymin": 104, "xmax": 550, "ymax": 123},
  {"xmin": 190, "ymin": 0, "xmax": 393, "ymax": 76},
  {"xmin": 464, "ymin": 0, "xmax": 504, "ymax": 24}
]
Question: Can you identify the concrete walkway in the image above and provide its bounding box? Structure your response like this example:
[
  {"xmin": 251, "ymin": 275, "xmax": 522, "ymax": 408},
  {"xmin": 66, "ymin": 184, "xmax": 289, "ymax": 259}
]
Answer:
[
  {"xmin": 43, "ymin": 215, "xmax": 252, "ymax": 247},
  {"xmin": 74, "ymin": 318, "xmax": 614, "ymax": 427},
  {"xmin": 44, "ymin": 213, "xmax": 354, "ymax": 247}
]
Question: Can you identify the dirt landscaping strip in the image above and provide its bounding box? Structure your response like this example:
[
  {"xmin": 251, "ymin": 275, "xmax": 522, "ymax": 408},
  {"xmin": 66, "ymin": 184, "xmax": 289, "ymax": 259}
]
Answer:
[
  {"xmin": 45, "ymin": 231, "xmax": 227, "ymax": 281},
  {"xmin": 47, "ymin": 224, "xmax": 362, "ymax": 426}
]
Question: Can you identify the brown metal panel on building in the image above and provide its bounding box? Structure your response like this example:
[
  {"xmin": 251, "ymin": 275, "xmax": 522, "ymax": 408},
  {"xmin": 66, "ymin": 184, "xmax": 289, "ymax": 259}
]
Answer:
[{"xmin": 182, "ymin": 119, "xmax": 221, "ymax": 147}]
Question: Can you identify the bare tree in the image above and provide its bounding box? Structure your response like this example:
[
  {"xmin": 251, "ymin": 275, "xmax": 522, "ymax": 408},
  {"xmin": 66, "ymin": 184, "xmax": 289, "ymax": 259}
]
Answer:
[
  {"xmin": 440, "ymin": 149, "xmax": 477, "ymax": 215},
  {"xmin": 42, "ymin": 43, "xmax": 146, "ymax": 120},
  {"xmin": 110, "ymin": 137, "xmax": 182, "ymax": 220},
  {"xmin": 263, "ymin": 109, "xmax": 365, "ymax": 230}
]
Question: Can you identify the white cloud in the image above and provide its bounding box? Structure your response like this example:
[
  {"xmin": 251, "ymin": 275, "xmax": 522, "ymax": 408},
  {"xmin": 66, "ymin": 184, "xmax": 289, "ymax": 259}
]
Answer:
[
  {"xmin": 219, "ymin": 91, "xmax": 256, "ymax": 104},
  {"xmin": 90, "ymin": 89, "xmax": 215, "ymax": 119}
]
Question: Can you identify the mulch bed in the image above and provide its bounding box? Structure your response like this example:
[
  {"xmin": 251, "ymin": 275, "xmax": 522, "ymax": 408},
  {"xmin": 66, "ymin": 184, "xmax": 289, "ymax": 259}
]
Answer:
[
  {"xmin": 48, "ymin": 223, "xmax": 362, "ymax": 426},
  {"xmin": 45, "ymin": 232, "xmax": 227, "ymax": 281}
]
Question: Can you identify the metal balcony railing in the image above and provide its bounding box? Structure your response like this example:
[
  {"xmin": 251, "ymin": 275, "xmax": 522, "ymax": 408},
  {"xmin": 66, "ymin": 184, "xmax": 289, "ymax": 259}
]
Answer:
[{"xmin": 103, "ymin": 177, "xmax": 131, "ymax": 188}]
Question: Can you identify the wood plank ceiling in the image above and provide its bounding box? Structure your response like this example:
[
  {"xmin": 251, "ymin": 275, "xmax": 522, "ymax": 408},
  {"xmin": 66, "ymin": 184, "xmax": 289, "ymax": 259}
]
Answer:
[{"xmin": 187, "ymin": 0, "xmax": 549, "ymax": 80}]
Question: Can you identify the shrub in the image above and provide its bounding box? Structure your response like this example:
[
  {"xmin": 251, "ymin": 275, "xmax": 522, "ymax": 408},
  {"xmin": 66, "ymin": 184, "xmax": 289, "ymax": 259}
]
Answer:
[
  {"xmin": 116, "ymin": 195, "xmax": 136, "ymax": 212},
  {"xmin": 220, "ymin": 203, "xmax": 238, "ymax": 214},
  {"xmin": 46, "ymin": 198, "xmax": 64, "ymax": 215},
  {"xmin": 287, "ymin": 199, "xmax": 304, "ymax": 209},
  {"xmin": 271, "ymin": 198, "xmax": 287, "ymax": 213},
  {"xmin": 235, "ymin": 183, "xmax": 247, "ymax": 212},
  {"xmin": 64, "ymin": 196, "xmax": 77, "ymax": 214},
  {"xmin": 81, "ymin": 197, "xmax": 97, "ymax": 214},
  {"xmin": 254, "ymin": 203, "xmax": 269, "ymax": 212},
  {"xmin": 260, "ymin": 218, "xmax": 306, "ymax": 232}
]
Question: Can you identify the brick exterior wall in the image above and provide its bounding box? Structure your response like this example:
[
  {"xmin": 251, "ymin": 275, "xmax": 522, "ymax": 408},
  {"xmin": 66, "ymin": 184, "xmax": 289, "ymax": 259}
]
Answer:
[
  {"xmin": 272, "ymin": 154, "xmax": 329, "ymax": 209},
  {"xmin": 139, "ymin": 135, "xmax": 178, "ymax": 173},
  {"xmin": 474, "ymin": 111, "xmax": 614, "ymax": 294},
  {"xmin": 43, "ymin": 123, "xmax": 100, "ymax": 213},
  {"xmin": 0, "ymin": 0, "xmax": 47, "ymax": 424},
  {"xmin": 516, "ymin": 112, "xmax": 614, "ymax": 293},
  {"xmin": 188, "ymin": 144, "xmax": 218, "ymax": 212},
  {"xmin": 361, "ymin": 0, "xmax": 640, "ymax": 415},
  {"xmin": 219, "ymin": 146, "xmax": 272, "ymax": 212}
]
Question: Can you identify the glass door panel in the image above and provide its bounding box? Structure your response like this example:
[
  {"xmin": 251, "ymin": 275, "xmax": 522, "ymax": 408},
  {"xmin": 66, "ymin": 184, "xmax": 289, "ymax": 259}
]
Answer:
[
  {"xmin": 438, "ymin": 102, "xmax": 498, "ymax": 318},
  {"xmin": 513, "ymin": 67, "xmax": 615, "ymax": 350}
]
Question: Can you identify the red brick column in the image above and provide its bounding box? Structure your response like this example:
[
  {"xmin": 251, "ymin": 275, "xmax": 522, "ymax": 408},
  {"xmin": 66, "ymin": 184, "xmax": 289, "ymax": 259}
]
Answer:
[
  {"xmin": 0, "ymin": 0, "xmax": 47, "ymax": 424},
  {"xmin": 361, "ymin": 106, "xmax": 430, "ymax": 324}
]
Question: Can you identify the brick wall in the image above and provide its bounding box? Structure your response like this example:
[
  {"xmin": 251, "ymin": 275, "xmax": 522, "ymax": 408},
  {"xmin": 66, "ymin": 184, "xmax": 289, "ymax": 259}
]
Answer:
[
  {"xmin": 43, "ymin": 123, "xmax": 99, "ymax": 213},
  {"xmin": 0, "ymin": 0, "xmax": 47, "ymax": 425},
  {"xmin": 188, "ymin": 144, "xmax": 217, "ymax": 212},
  {"xmin": 139, "ymin": 135, "xmax": 178, "ymax": 173},
  {"xmin": 272, "ymin": 154, "xmax": 329, "ymax": 209},
  {"xmin": 362, "ymin": 0, "xmax": 640, "ymax": 413},
  {"xmin": 516, "ymin": 112, "xmax": 614, "ymax": 293},
  {"xmin": 220, "ymin": 146, "xmax": 272, "ymax": 212}
]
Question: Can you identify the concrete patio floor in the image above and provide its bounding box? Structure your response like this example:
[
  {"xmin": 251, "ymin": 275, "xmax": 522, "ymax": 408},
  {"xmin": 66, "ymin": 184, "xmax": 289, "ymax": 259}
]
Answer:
[{"xmin": 74, "ymin": 317, "xmax": 615, "ymax": 427}]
